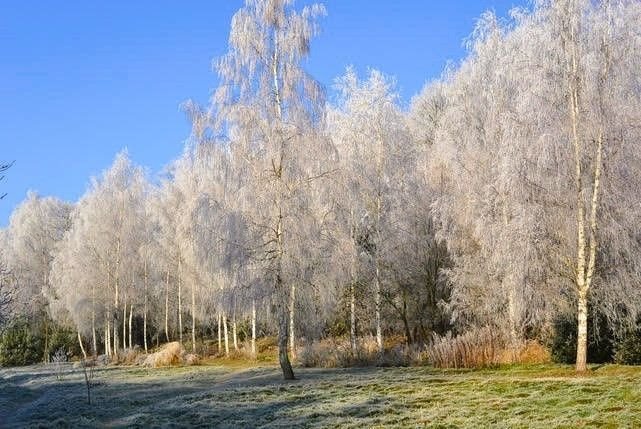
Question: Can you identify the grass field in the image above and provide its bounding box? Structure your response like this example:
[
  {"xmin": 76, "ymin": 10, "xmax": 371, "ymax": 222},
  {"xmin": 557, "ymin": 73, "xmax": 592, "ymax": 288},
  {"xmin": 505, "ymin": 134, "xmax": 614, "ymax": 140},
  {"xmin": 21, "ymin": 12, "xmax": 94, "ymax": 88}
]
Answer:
[{"xmin": 1, "ymin": 362, "xmax": 640, "ymax": 428}]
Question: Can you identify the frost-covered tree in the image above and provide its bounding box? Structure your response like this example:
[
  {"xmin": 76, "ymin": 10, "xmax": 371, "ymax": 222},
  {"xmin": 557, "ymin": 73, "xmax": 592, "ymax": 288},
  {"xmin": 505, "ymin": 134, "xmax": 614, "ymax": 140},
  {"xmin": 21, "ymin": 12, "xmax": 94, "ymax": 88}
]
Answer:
[
  {"xmin": 214, "ymin": 0, "xmax": 327, "ymax": 379},
  {"xmin": 3, "ymin": 192, "xmax": 71, "ymax": 360},
  {"xmin": 424, "ymin": 0, "xmax": 641, "ymax": 370},
  {"xmin": 328, "ymin": 68, "xmax": 412, "ymax": 352},
  {"xmin": 51, "ymin": 152, "xmax": 149, "ymax": 356}
]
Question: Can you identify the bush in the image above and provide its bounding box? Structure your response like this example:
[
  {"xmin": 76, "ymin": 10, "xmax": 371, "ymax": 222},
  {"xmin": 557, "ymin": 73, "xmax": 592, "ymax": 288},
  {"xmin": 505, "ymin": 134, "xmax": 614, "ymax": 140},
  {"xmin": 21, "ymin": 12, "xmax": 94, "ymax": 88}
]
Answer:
[
  {"xmin": 0, "ymin": 320, "xmax": 44, "ymax": 366},
  {"xmin": 549, "ymin": 314, "xmax": 613, "ymax": 364},
  {"xmin": 614, "ymin": 328, "xmax": 641, "ymax": 365},
  {"xmin": 48, "ymin": 326, "xmax": 81, "ymax": 361}
]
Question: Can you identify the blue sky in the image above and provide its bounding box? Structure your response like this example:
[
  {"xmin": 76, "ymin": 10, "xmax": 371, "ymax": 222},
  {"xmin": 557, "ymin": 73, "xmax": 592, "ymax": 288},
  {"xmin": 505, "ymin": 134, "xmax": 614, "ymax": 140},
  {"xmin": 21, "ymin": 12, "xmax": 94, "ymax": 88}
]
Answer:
[{"xmin": 0, "ymin": 0, "xmax": 526, "ymax": 226}]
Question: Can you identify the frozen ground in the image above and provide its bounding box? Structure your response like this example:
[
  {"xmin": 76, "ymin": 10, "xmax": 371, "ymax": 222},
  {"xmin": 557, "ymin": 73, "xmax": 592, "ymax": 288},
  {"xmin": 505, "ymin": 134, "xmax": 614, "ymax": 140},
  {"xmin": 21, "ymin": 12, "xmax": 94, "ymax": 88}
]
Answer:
[{"xmin": 2, "ymin": 363, "xmax": 641, "ymax": 428}]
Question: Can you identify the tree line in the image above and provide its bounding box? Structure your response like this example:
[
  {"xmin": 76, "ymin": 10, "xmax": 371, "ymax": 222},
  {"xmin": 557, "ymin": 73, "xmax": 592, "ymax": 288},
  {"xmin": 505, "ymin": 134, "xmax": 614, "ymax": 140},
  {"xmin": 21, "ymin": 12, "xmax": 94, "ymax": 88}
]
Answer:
[{"xmin": 1, "ymin": 0, "xmax": 640, "ymax": 377}]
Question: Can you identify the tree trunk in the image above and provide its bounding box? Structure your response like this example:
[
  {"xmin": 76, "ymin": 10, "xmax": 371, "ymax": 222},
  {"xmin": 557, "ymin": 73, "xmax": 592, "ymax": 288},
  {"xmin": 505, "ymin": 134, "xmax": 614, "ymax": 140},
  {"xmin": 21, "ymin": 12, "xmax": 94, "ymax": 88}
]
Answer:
[
  {"xmin": 401, "ymin": 293, "xmax": 413, "ymax": 346},
  {"xmin": 144, "ymin": 259, "xmax": 148, "ymax": 353},
  {"xmin": 191, "ymin": 278, "xmax": 196, "ymax": 353},
  {"xmin": 350, "ymin": 282, "xmax": 357, "ymax": 353},
  {"xmin": 276, "ymin": 212, "xmax": 295, "ymax": 380},
  {"xmin": 43, "ymin": 318, "xmax": 49, "ymax": 363},
  {"xmin": 374, "ymin": 263, "xmax": 383, "ymax": 353},
  {"xmin": 223, "ymin": 312, "xmax": 229, "ymax": 357},
  {"xmin": 218, "ymin": 312, "xmax": 222, "ymax": 354},
  {"xmin": 91, "ymin": 308, "xmax": 97, "ymax": 357},
  {"xmin": 576, "ymin": 291, "xmax": 588, "ymax": 372},
  {"xmin": 128, "ymin": 304, "xmax": 133, "ymax": 349},
  {"xmin": 113, "ymin": 314, "xmax": 119, "ymax": 356},
  {"xmin": 251, "ymin": 300, "xmax": 257, "ymax": 359},
  {"xmin": 106, "ymin": 319, "xmax": 111, "ymax": 357},
  {"xmin": 233, "ymin": 313, "xmax": 238, "ymax": 351},
  {"xmin": 122, "ymin": 301, "xmax": 127, "ymax": 350},
  {"xmin": 278, "ymin": 296, "xmax": 295, "ymax": 380},
  {"xmin": 78, "ymin": 331, "xmax": 87, "ymax": 360},
  {"xmin": 289, "ymin": 283, "xmax": 296, "ymax": 359},
  {"xmin": 178, "ymin": 259, "xmax": 183, "ymax": 344},
  {"xmin": 92, "ymin": 283, "xmax": 97, "ymax": 356},
  {"xmin": 165, "ymin": 270, "xmax": 170, "ymax": 342}
]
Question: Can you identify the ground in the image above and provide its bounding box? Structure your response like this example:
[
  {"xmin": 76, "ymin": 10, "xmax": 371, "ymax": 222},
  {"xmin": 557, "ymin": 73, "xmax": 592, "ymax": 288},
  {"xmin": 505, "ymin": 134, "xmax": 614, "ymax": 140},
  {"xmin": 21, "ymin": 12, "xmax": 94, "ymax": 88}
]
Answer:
[{"xmin": 1, "ymin": 362, "xmax": 640, "ymax": 428}]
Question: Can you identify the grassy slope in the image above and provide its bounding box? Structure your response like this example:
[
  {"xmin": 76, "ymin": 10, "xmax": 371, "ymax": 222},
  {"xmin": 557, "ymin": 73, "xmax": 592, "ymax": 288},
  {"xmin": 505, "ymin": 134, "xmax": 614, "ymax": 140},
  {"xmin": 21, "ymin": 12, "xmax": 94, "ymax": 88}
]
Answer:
[{"xmin": 1, "ymin": 363, "xmax": 640, "ymax": 428}]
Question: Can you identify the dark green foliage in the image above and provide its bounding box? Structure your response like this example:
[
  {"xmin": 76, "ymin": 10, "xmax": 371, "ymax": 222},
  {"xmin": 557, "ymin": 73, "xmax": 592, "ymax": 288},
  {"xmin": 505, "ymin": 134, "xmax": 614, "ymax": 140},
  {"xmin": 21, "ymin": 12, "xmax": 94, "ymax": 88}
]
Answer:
[
  {"xmin": 550, "ymin": 313, "xmax": 613, "ymax": 364},
  {"xmin": 0, "ymin": 319, "xmax": 43, "ymax": 366},
  {"xmin": 0, "ymin": 319, "xmax": 80, "ymax": 366},
  {"xmin": 48, "ymin": 325, "xmax": 81, "ymax": 359},
  {"xmin": 614, "ymin": 327, "xmax": 641, "ymax": 365}
]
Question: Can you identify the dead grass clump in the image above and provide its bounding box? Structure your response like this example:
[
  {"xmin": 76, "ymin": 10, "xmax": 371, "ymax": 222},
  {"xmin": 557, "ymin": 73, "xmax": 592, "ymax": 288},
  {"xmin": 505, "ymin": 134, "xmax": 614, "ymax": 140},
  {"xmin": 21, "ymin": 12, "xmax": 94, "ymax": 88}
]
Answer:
[
  {"xmin": 142, "ymin": 342, "xmax": 200, "ymax": 368},
  {"xmin": 121, "ymin": 347, "xmax": 144, "ymax": 365},
  {"xmin": 427, "ymin": 328, "xmax": 504, "ymax": 369},
  {"xmin": 516, "ymin": 341, "xmax": 551, "ymax": 364}
]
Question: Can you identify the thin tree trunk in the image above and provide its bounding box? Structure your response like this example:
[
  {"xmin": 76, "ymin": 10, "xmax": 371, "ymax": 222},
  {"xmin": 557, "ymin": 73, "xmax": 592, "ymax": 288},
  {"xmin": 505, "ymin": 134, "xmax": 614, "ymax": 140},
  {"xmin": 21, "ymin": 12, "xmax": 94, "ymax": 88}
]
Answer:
[
  {"xmin": 223, "ymin": 312, "xmax": 229, "ymax": 357},
  {"xmin": 165, "ymin": 269, "xmax": 170, "ymax": 342},
  {"xmin": 251, "ymin": 300, "xmax": 257, "ymax": 359},
  {"xmin": 144, "ymin": 259, "xmax": 148, "ymax": 353},
  {"xmin": 106, "ymin": 318, "xmax": 111, "ymax": 357},
  {"xmin": 349, "ymin": 209, "xmax": 357, "ymax": 353},
  {"xmin": 289, "ymin": 283, "xmax": 296, "ymax": 359},
  {"xmin": 401, "ymin": 292, "xmax": 413, "ymax": 345},
  {"xmin": 91, "ymin": 308, "xmax": 97, "ymax": 357},
  {"xmin": 128, "ymin": 304, "xmax": 133, "ymax": 349},
  {"xmin": 43, "ymin": 318, "xmax": 49, "ymax": 363},
  {"xmin": 78, "ymin": 331, "xmax": 87, "ymax": 360},
  {"xmin": 350, "ymin": 281, "xmax": 356, "ymax": 353},
  {"xmin": 276, "ymin": 213, "xmax": 295, "ymax": 380},
  {"xmin": 218, "ymin": 312, "xmax": 222, "ymax": 354},
  {"xmin": 233, "ymin": 313, "xmax": 238, "ymax": 351},
  {"xmin": 178, "ymin": 259, "xmax": 183, "ymax": 345},
  {"xmin": 113, "ymin": 315, "xmax": 119, "ymax": 356},
  {"xmin": 191, "ymin": 278, "xmax": 196, "ymax": 353},
  {"xmin": 91, "ymin": 282, "xmax": 97, "ymax": 357},
  {"xmin": 374, "ymin": 263, "xmax": 383, "ymax": 353},
  {"xmin": 123, "ymin": 300, "xmax": 127, "ymax": 350},
  {"xmin": 374, "ymin": 194, "xmax": 383, "ymax": 353}
]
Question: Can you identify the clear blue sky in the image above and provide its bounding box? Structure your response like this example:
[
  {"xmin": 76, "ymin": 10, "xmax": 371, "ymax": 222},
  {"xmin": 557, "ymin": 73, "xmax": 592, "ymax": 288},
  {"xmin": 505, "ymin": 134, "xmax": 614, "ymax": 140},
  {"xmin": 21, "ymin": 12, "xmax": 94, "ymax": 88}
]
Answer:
[{"xmin": 0, "ymin": 0, "xmax": 526, "ymax": 226}]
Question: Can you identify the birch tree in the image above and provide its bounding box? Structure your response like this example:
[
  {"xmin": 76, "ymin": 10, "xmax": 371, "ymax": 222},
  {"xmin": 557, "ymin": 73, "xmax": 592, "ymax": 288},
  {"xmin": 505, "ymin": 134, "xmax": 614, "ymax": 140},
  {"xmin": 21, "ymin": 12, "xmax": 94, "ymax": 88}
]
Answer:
[
  {"xmin": 329, "ymin": 68, "xmax": 411, "ymax": 352},
  {"xmin": 214, "ymin": 0, "xmax": 327, "ymax": 379}
]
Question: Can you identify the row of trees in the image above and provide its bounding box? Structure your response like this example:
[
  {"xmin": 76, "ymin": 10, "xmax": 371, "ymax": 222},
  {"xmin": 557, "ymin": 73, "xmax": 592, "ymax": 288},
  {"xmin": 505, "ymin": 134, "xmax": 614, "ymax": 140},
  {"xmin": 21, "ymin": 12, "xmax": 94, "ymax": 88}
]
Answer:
[{"xmin": 2, "ymin": 0, "xmax": 640, "ymax": 376}]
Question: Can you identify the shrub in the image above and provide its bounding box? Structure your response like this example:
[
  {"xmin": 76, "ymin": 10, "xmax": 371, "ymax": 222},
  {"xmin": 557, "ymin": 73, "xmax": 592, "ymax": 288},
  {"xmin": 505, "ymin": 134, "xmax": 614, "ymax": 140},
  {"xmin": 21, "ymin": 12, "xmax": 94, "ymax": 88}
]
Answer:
[
  {"xmin": 0, "ymin": 320, "xmax": 43, "ymax": 366},
  {"xmin": 48, "ymin": 326, "xmax": 81, "ymax": 361},
  {"xmin": 549, "ymin": 314, "xmax": 613, "ymax": 364},
  {"xmin": 614, "ymin": 328, "xmax": 641, "ymax": 365}
]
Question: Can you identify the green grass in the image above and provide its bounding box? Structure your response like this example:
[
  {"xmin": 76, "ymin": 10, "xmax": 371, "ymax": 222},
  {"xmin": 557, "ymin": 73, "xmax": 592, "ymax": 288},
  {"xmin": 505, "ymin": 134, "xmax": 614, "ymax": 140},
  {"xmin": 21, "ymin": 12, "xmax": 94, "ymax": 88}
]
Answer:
[{"xmin": 1, "ymin": 363, "xmax": 640, "ymax": 428}]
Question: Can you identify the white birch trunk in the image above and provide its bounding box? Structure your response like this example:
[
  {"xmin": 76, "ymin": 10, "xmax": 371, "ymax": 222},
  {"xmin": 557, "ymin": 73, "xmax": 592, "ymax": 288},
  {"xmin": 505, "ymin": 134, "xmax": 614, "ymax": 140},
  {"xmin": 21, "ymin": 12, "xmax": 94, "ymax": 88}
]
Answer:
[
  {"xmin": 233, "ymin": 314, "xmax": 238, "ymax": 351},
  {"xmin": 143, "ymin": 259, "xmax": 148, "ymax": 353},
  {"xmin": 223, "ymin": 312, "xmax": 229, "ymax": 357},
  {"xmin": 122, "ymin": 300, "xmax": 127, "ymax": 350},
  {"xmin": 78, "ymin": 331, "xmax": 87, "ymax": 360},
  {"xmin": 106, "ymin": 318, "xmax": 112, "ymax": 357},
  {"xmin": 289, "ymin": 283, "xmax": 296, "ymax": 359},
  {"xmin": 165, "ymin": 270, "xmax": 170, "ymax": 342},
  {"xmin": 128, "ymin": 304, "xmax": 133, "ymax": 349},
  {"xmin": 178, "ymin": 259, "xmax": 183, "ymax": 344},
  {"xmin": 251, "ymin": 300, "xmax": 257, "ymax": 358},
  {"xmin": 217, "ymin": 312, "xmax": 222, "ymax": 354},
  {"xmin": 191, "ymin": 278, "xmax": 196, "ymax": 353}
]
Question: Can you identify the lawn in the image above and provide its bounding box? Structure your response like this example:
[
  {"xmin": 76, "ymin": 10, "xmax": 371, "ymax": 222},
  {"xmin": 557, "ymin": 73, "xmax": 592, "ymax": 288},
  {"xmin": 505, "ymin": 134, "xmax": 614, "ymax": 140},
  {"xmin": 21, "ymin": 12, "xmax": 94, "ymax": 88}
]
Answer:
[{"xmin": 1, "ymin": 362, "xmax": 639, "ymax": 428}]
